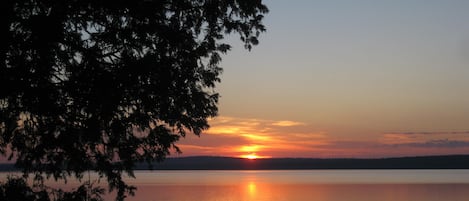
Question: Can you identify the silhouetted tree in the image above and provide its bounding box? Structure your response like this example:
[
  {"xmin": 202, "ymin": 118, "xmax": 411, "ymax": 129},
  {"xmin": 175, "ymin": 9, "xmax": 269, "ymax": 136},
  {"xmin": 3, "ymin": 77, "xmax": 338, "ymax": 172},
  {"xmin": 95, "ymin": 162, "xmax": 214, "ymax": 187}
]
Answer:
[
  {"xmin": 0, "ymin": 176, "xmax": 50, "ymax": 201},
  {"xmin": 0, "ymin": 176, "xmax": 104, "ymax": 201},
  {"xmin": 55, "ymin": 181, "xmax": 104, "ymax": 201},
  {"xmin": 0, "ymin": 0, "xmax": 268, "ymax": 200}
]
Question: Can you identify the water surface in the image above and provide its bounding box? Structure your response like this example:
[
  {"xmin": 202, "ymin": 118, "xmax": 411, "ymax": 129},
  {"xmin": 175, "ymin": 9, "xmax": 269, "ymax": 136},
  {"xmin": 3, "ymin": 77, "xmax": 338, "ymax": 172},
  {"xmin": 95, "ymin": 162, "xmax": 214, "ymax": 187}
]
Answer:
[
  {"xmin": 125, "ymin": 170, "xmax": 469, "ymax": 201},
  {"xmin": 2, "ymin": 170, "xmax": 469, "ymax": 201}
]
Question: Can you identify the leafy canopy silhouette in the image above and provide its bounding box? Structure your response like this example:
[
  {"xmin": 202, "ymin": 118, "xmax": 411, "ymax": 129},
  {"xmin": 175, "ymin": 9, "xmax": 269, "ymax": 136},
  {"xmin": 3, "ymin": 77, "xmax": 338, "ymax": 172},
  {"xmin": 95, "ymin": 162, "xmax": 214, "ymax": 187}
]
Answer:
[{"xmin": 0, "ymin": 0, "xmax": 267, "ymax": 200}]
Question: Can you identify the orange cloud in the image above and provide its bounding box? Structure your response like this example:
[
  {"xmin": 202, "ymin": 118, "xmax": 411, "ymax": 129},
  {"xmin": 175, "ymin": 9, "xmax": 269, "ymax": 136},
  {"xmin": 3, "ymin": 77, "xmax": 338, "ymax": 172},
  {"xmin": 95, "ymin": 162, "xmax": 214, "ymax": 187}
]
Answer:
[
  {"xmin": 381, "ymin": 133, "xmax": 421, "ymax": 144},
  {"xmin": 381, "ymin": 131, "xmax": 469, "ymax": 146},
  {"xmin": 238, "ymin": 145, "xmax": 269, "ymax": 153},
  {"xmin": 177, "ymin": 117, "xmax": 469, "ymax": 158},
  {"xmin": 271, "ymin": 120, "xmax": 305, "ymax": 127},
  {"xmin": 176, "ymin": 116, "xmax": 328, "ymax": 157}
]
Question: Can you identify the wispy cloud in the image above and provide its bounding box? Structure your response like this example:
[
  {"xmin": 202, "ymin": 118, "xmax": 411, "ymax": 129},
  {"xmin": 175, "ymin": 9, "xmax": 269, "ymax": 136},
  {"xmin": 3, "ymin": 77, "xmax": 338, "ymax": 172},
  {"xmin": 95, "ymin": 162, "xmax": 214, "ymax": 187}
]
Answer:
[
  {"xmin": 394, "ymin": 139, "xmax": 469, "ymax": 148},
  {"xmin": 177, "ymin": 117, "xmax": 469, "ymax": 158},
  {"xmin": 271, "ymin": 120, "xmax": 305, "ymax": 127},
  {"xmin": 381, "ymin": 133, "xmax": 422, "ymax": 144},
  {"xmin": 177, "ymin": 116, "xmax": 327, "ymax": 157},
  {"xmin": 366, "ymin": 130, "xmax": 469, "ymax": 157},
  {"xmin": 381, "ymin": 130, "xmax": 469, "ymax": 145},
  {"xmin": 386, "ymin": 131, "xmax": 469, "ymax": 135}
]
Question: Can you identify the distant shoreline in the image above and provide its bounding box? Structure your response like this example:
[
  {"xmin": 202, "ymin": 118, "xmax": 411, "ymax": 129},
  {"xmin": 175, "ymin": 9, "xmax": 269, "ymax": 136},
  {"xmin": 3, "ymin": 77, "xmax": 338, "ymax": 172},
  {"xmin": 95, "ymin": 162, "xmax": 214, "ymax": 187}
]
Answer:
[
  {"xmin": 2, "ymin": 155, "xmax": 467, "ymax": 172},
  {"xmin": 139, "ymin": 155, "xmax": 469, "ymax": 170}
]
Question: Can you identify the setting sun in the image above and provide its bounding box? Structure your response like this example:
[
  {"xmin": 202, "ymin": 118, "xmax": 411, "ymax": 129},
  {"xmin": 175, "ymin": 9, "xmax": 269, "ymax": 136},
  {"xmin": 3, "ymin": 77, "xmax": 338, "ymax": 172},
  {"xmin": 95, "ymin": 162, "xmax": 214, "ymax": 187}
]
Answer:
[
  {"xmin": 241, "ymin": 153, "xmax": 259, "ymax": 160},
  {"xmin": 240, "ymin": 153, "xmax": 273, "ymax": 160}
]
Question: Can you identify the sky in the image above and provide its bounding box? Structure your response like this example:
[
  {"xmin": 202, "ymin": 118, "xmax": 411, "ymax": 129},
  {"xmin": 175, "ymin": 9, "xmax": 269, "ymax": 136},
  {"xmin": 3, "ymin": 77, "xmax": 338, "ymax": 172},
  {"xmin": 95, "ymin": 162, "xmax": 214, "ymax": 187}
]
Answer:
[{"xmin": 177, "ymin": 0, "xmax": 469, "ymax": 158}]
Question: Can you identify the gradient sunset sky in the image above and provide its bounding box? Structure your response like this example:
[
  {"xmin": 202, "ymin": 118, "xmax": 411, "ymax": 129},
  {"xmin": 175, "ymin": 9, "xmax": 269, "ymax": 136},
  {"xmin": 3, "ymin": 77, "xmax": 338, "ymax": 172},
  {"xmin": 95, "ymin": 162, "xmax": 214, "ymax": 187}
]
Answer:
[{"xmin": 177, "ymin": 0, "xmax": 469, "ymax": 158}]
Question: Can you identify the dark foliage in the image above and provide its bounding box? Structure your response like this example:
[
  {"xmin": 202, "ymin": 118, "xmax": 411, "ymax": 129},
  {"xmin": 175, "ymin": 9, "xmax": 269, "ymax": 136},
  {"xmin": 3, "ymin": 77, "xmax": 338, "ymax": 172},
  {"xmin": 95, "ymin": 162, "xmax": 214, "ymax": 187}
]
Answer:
[
  {"xmin": 0, "ymin": 0, "xmax": 267, "ymax": 200},
  {"xmin": 0, "ymin": 177, "xmax": 41, "ymax": 201},
  {"xmin": 55, "ymin": 182, "xmax": 104, "ymax": 201},
  {"xmin": 0, "ymin": 176, "xmax": 104, "ymax": 201},
  {"xmin": 0, "ymin": 176, "xmax": 45, "ymax": 201}
]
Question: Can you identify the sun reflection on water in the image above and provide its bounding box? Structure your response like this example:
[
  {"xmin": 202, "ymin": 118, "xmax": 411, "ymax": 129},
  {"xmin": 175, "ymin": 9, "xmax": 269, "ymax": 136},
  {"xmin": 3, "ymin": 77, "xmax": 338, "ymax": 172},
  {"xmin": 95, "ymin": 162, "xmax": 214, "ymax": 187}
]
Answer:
[{"xmin": 248, "ymin": 181, "xmax": 257, "ymax": 197}]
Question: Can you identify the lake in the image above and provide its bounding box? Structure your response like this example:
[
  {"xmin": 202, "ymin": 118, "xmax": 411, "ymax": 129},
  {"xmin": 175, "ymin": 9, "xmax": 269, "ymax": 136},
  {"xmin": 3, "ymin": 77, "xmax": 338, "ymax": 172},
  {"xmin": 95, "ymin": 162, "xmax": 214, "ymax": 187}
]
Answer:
[{"xmin": 2, "ymin": 170, "xmax": 469, "ymax": 201}]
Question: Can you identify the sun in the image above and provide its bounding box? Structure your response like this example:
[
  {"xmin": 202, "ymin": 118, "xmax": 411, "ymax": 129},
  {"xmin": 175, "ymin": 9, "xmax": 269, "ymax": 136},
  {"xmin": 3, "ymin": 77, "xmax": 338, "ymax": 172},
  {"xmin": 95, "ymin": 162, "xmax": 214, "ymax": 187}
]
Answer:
[{"xmin": 241, "ymin": 153, "xmax": 259, "ymax": 160}]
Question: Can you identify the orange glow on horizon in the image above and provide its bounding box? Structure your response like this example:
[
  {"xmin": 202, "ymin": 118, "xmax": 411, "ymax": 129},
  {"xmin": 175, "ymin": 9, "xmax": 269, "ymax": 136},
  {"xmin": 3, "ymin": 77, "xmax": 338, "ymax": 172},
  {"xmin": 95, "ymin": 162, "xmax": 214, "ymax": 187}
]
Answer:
[
  {"xmin": 175, "ymin": 116, "xmax": 469, "ymax": 158},
  {"xmin": 239, "ymin": 153, "xmax": 271, "ymax": 159},
  {"xmin": 244, "ymin": 153, "xmax": 258, "ymax": 160},
  {"xmin": 239, "ymin": 145, "xmax": 262, "ymax": 153}
]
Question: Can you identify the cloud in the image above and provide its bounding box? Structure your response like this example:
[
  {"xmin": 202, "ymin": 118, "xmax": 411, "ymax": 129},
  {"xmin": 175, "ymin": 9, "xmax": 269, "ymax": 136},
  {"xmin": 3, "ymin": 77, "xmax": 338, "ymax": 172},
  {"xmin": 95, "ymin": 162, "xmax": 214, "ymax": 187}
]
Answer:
[
  {"xmin": 396, "ymin": 139, "xmax": 469, "ymax": 148},
  {"xmin": 205, "ymin": 116, "xmax": 313, "ymax": 141},
  {"xmin": 176, "ymin": 144, "xmax": 235, "ymax": 156},
  {"xmin": 386, "ymin": 131, "xmax": 469, "ymax": 135},
  {"xmin": 239, "ymin": 133, "xmax": 273, "ymax": 141},
  {"xmin": 304, "ymin": 139, "xmax": 469, "ymax": 158},
  {"xmin": 381, "ymin": 131, "xmax": 469, "ymax": 147},
  {"xmin": 271, "ymin": 120, "xmax": 305, "ymax": 127},
  {"xmin": 238, "ymin": 145, "xmax": 269, "ymax": 152},
  {"xmin": 178, "ymin": 116, "xmax": 328, "ymax": 157},
  {"xmin": 381, "ymin": 133, "xmax": 421, "ymax": 144},
  {"xmin": 181, "ymin": 132, "xmax": 251, "ymax": 147},
  {"xmin": 182, "ymin": 116, "xmax": 469, "ymax": 158}
]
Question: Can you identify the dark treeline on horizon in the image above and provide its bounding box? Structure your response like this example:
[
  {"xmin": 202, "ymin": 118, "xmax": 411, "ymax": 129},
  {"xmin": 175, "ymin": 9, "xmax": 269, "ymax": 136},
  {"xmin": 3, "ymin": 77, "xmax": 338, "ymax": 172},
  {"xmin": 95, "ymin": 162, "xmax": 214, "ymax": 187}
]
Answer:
[
  {"xmin": 144, "ymin": 155, "xmax": 469, "ymax": 170},
  {"xmin": 2, "ymin": 155, "xmax": 468, "ymax": 171}
]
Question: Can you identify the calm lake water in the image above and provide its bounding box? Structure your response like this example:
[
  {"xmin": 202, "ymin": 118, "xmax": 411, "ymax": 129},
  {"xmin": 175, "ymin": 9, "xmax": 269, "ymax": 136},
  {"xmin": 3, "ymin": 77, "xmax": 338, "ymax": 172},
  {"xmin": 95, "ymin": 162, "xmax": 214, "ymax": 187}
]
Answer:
[{"xmin": 2, "ymin": 170, "xmax": 469, "ymax": 201}]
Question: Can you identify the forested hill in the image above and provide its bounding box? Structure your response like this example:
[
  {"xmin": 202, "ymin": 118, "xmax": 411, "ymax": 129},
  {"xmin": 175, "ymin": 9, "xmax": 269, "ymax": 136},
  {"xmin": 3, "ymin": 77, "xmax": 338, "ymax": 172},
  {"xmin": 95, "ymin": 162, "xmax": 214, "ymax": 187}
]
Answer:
[
  {"xmin": 137, "ymin": 155, "xmax": 469, "ymax": 170},
  {"xmin": 1, "ymin": 155, "xmax": 468, "ymax": 171}
]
